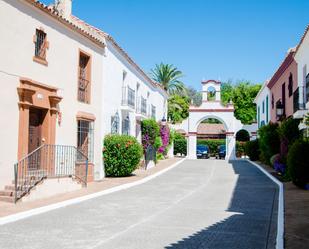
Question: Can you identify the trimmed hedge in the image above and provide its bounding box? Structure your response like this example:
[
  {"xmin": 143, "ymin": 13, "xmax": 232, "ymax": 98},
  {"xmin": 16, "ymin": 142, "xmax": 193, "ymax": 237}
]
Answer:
[
  {"xmin": 287, "ymin": 139, "xmax": 309, "ymax": 188},
  {"xmin": 103, "ymin": 134, "xmax": 143, "ymax": 177},
  {"xmin": 174, "ymin": 139, "xmax": 187, "ymax": 156},
  {"xmin": 245, "ymin": 139, "xmax": 259, "ymax": 161}
]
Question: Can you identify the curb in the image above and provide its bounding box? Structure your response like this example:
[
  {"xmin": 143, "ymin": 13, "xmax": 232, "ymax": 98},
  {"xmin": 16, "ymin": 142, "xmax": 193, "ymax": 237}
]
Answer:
[
  {"xmin": 246, "ymin": 159, "xmax": 284, "ymax": 249},
  {"xmin": 0, "ymin": 158, "xmax": 186, "ymax": 226}
]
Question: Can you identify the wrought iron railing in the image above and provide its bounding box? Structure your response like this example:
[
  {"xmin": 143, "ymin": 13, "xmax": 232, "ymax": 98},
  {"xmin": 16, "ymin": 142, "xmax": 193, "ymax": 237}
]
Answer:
[
  {"xmin": 293, "ymin": 87, "xmax": 306, "ymax": 113},
  {"xmin": 136, "ymin": 97, "xmax": 147, "ymax": 116},
  {"xmin": 78, "ymin": 77, "xmax": 90, "ymax": 103},
  {"xmin": 121, "ymin": 86, "xmax": 135, "ymax": 108},
  {"xmin": 14, "ymin": 144, "xmax": 88, "ymax": 203}
]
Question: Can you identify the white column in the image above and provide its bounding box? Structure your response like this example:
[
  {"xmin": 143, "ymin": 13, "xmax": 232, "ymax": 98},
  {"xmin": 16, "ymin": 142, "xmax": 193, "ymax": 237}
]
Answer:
[
  {"xmin": 226, "ymin": 133, "xmax": 236, "ymax": 160},
  {"xmin": 215, "ymin": 90, "xmax": 221, "ymax": 101},
  {"xmin": 187, "ymin": 133, "xmax": 197, "ymax": 159},
  {"xmin": 167, "ymin": 142, "xmax": 174, "ymax": 158}
]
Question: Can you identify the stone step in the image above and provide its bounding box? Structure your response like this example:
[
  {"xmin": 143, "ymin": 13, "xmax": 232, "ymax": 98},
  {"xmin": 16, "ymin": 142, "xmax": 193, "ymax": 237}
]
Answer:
[
  {"xmin": 0, "ymin": 190, "xmax": 13, "ymax": 197},
  {"xmin": 0, "ymin": 196, "xmax": 15, "ymax": 203}
]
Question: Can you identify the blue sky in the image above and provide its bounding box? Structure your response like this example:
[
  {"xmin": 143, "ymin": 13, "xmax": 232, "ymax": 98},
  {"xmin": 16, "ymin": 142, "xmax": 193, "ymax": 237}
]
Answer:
[{"xmin": 43, "ymin": 0, "xmax": 309, "ymax": 89}]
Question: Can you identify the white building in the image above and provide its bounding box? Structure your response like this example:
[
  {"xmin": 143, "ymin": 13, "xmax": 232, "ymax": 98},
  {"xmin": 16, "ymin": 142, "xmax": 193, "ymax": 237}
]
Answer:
[
  {"xmin": 0, "ymin": 0, "xmax": 167, "ymax": 202},
  {"xmin": 254, "ymin": 81, "xmax": 271, "ymax": 128},
  {"xmin": 294, "ymin": 25, "xmax": 309, "ymax": 124}
]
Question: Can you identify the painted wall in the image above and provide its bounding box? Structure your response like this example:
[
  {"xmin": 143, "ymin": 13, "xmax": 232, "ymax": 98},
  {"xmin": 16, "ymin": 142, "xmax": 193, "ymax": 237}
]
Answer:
[
  {"xmin": 254, "ymin": 83, "xmax": 270, "ymax": 127},
  {"xmin": 295, "ymin": 30, "xmax": 309, "ymax": 111},
  {"xmin": 269, "ymin": 61, "xmax": 298, "ymax": 123},
  {"xmin": 0, "ymin": 0, "xmax": 105, "ymax": 188},
  {"xmin": 101, "ymin": 41, "xmax": 167, "ymax": 140}
]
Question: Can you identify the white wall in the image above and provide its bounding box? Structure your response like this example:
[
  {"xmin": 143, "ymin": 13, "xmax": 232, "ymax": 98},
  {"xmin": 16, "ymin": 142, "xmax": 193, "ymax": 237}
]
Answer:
[
  {"xmin": 254, "ymin": 83, "xmax": 270, "ymax": 128},
  {"xmin": 101, "ymin": 41, "xmax": 167, "ymax": 138},
  {"xmin": 0, "ymin": 0, "xmax": 105, "ymax": 188}
]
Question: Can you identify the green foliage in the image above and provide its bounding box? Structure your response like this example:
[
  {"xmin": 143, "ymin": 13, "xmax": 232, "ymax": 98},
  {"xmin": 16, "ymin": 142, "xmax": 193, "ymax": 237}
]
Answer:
[
  {"xmin": 236, "ymin": 141, "xmax": 246, "ymax": 157},
  {"xmin": 201, "ymin": 118, "xmax": 221, "ymax": 124},
  {"xmin": 236, "ymin": 129, "xmax": 250, "ymax": 142},
  {"xmin": 245, "ymin": 139, "xmax": 260, "ymax": 161},
  {"xmin": 141, "ymin": 119, "xmax": 160, "ymax": 150},
  {"xmin": 258, "ymin": 123, "xmax": 280, "ymax": 164},
  {"xmin": 156, "ymin": 153, "xmax": 165, "ymax": 161},
  {"xmin": 186, "ymin": 86, "xmax": 202, "ymax": 106},
  {"xmin": 150, "ymin": 63, "xmax": 186, "ymax": 95},
  {"xmin": 154, "ymin": 136, "xmax": 163, "ymax": 149},
  {"xmin": 174, "ymin": 137, "xmax": 187, "ymax": 156},
  {"xmin": 278, "ymin": 118, "xmax": 301, "ymax": 146},
  {"xmin": 103, "ymin": 134, "xmax": 143, "ymax": 177},
  {"xmin": 221, "ymin": 81, "xmax": 234, "ymax": 105},
  {"xmin": 287, "ymin": 139, "xmax": 309, "ymax": 188},
  {"xmin": 197, "ymin": 139, "xmax": 225, "ymax": 156},
  {"xmin": 174, "ymin": 132, "xmax": 185, "ymax": 140},
  {"xmin": 168, "ymin": 95, "xmax": 190, "ymax": 123}
]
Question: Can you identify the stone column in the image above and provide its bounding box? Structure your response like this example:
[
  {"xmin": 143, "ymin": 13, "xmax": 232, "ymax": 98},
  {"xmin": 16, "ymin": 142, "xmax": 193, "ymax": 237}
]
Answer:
[{"xmin": 187, "ymin": 133, "xmax": 197, "ymax": 159}]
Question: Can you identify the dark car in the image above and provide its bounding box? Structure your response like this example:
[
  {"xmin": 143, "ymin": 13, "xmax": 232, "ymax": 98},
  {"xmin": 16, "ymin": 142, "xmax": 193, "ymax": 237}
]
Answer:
[
  {"xmin": 217, "ymin": 145, "xmax": 226, "ymax": 159},
  {"xmin": 196, "ymin": 145, "xmax": 210, "ymax": 159}
]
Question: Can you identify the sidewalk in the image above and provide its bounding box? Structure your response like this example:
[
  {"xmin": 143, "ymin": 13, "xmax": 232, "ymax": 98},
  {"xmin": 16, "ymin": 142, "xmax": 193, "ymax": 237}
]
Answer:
[
  {"xmin": 0, "ymin": 157, "xmax": 182, "ymax": 218},
  {"xmin": 256, "ymin": 161, "xmax": 309, "ymax": 249}
]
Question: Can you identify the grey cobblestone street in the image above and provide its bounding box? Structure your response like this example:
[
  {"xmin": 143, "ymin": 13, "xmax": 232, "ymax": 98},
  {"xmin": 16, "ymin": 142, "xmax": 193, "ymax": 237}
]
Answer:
[{"xmin": 0, "ymin": 159, "xmax": 278, "ymax": 249}]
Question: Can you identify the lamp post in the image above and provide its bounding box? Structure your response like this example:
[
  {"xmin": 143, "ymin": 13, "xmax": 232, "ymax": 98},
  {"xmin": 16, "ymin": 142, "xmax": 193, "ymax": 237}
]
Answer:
[{"xmin": 161, "ymin": 117, "xmax": 167, "ymax": 126}]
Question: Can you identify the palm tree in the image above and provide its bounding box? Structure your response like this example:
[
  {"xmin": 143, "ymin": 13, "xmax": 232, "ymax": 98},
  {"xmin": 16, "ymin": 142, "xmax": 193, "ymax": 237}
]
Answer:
[{"xmin": 150, "ymin": 63, "xmax": 186, "ymax": 95}]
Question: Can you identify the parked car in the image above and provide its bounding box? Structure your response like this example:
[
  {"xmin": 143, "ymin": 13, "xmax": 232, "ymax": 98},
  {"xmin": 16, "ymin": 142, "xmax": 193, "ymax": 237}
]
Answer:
[
  {"xmin": 217, "ymin": 145, "xmax": 226, "ymax": 159},
  {"xmin": 196, "ymin": 145, "xmax": 210, "ymax": 159}
]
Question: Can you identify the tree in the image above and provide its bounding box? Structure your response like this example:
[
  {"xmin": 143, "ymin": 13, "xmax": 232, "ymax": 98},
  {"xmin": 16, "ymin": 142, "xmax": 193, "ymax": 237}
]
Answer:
[
  {"xmin": 186, "ymin": 86, "xmax": 202, "ymax": 106},
  {"xmin": 150, "ymin": 63, "xmax": 186, "ymax": 95},
  {"xmin": 221, "ymin": 81, "xmax": 233, "ymax": 105},
  {"xmin": 168, "ymin": 95, "xmax": 190, "ymax": 124}
]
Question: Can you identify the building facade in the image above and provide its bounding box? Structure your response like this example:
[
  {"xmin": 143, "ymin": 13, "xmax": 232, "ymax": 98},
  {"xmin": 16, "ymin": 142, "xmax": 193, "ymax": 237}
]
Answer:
[
  {"xmin": 254, "ymin": 81, "xmax": 271, "ymax": 128},
  {"xmin": 0, "ymin": 0, "xmax": 167, "ymax": 199}
]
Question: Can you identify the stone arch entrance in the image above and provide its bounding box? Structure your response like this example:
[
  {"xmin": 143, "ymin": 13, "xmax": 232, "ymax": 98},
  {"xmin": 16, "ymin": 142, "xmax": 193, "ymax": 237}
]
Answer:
[{"xmin": 173, "ymin": 80, "xmax": 258, "ymax": 160}]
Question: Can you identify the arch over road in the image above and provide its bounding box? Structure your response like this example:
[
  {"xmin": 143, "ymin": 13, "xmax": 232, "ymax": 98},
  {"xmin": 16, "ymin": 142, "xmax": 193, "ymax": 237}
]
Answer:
[{"xmin": 173, "ymin": 80, "xmax": 257, "ymax": 160}]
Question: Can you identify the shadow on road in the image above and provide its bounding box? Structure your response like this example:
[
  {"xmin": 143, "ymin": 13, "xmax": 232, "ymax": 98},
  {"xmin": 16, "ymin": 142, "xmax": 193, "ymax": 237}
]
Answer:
[{"xmin": 164, "ymin": 160, "xmax": 278, "ymax": 249}]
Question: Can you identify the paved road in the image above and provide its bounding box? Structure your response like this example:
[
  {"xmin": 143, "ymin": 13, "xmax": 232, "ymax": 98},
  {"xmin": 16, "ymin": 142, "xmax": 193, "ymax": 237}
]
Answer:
[{"xmin": 0, "ymin": 159, "xmax": 278, "ymax": 249}]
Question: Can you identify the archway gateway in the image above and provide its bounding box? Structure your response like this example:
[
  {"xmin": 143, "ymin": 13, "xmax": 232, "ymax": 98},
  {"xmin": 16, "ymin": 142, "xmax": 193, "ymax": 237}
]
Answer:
[{"xmin": 173, "ymin": 80, "xmax": 257, "ymax": 160}]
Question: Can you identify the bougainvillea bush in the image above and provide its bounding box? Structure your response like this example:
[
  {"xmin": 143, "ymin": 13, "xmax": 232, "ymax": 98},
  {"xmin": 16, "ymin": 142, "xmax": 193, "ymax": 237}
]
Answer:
[
  {"xmin": 103, "ymin": 134, "xmax": 143, "ymax": 177},
  {"xmin": 158, "ymin": 124, "xmax": 170, "ymax": 155},
  {"xmin": 141, "ymin": 119, "xmax": 160, "ymax": 152}
]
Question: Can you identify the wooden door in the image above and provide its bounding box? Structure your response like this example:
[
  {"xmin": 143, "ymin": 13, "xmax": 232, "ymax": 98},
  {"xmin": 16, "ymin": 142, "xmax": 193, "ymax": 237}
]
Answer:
[{"xmin": 28, "ymin": 109, "xmax": 43, "ymax": 154}]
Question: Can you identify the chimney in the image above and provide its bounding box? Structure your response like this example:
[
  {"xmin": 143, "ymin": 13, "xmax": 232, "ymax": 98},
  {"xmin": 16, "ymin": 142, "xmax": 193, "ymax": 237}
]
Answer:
[{"xmin": 55, "ymin": 0, "xmax": 72, "ymax": 19}]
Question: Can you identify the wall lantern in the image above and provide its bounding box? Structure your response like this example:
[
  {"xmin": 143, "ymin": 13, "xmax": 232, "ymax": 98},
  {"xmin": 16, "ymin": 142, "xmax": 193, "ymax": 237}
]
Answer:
[
  {"xmin": 276, "ymin": 100, "xmax": 284, "ymax": 120},
  {"xmin": 161, "ymin": 117, "xmax": 167, "ymax": 126}
]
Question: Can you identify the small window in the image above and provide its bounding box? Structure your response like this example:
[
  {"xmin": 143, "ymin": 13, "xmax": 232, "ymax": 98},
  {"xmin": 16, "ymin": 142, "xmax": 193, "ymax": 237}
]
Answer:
[
  {"xmin": 288, "ymin": 74, "xmax": 293, "ymax": 97},
  {"xmin": 77, "ymin": 120, "xmax": 94, "ymax": 162},
  {"xmin": 111, "ymin": 112, "xmax": 120, "ymax": 134},
  {"xmin": 262, "ymin": 101, "xmax": 265, "ymax": 114},
  {"xmin": 306, "ymin": 73, "xmax": 309, "ymax": 102},
  {"xmin": 122, "ymin": 115, "xmax": 130, "ymax": 135},
  {"xmin": 78, "ymin": 52, "xmax": 91, "ymax": 103},
  {"xmin": 123, "ymin": 70, "xmax": 127, "ymax": 82},
  {"xmin": 33, "ymin": 29, "xmax": 48, "ymax": 64},
  {"xmin": 271, "ymin": 94, "xmax": 274, "ymax": 109},
  {"xmin": 151, "ymin": 105, "xmax": 156, "ymax": 119}
]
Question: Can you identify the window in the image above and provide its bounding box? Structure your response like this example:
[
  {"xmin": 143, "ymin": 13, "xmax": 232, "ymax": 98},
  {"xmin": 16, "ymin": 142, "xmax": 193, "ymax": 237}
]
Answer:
[
  {"xmin": 288, "ymin": 74, "xmax": 293, "ymax": 97},
  {"xmin": 127, "ymin": 87, "xmax": 135, "ymax": 108},
  {"xmin": 77, "ymin": 120, "xmax": 94, "ymax": 162},
  {"xmin": 271, "ymin": 93, "xmax": 274, "ymax": 109},
  {"xmin": 266, "ymin": 95, "xmax": 269, "ymax": 123},
  {"xmin": 141, "ymin": 97, "xmax": 147, "ymax": 115},
  {"xmin": 78, "ymin": 51, "xmax": 91, "ymax": 103},
  {"xmin": 262, "ymin": 101, "xmax": 265, "ymax": 114},
  {"xmin": 123, "ymin": 70, "xmax": 127, "ymax": 82},
  {"xmin": 122, "ymin": 115, "xmax": 130, "ymax": 135},
  {"xmin": 151, "ymin": 105, "xmax": 156, "ymax": 119},
  {"xmin": 306, "ymin": 73, "xmax": 309, "ymax": 103},
  {"xmin": 33, "ymin": 29, "xmax": 48, "ymax": 64},
  {"xmin": 111, "ymin": 112, "xmax": 120, "ymax": 134}
]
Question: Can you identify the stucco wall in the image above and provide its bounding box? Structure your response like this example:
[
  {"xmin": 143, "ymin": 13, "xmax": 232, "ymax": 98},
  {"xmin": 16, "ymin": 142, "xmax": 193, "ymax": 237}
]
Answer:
[
  {"xmin": 254, "ymin": 84, "xmax": 270, "ymax": 128},
  {"xmin": 269, "ymin": 60, "xmax": 298, "ymax": 123},
  {"xmin": 0, "ymin": 0, "xmax": 104, "ymax": 188}
]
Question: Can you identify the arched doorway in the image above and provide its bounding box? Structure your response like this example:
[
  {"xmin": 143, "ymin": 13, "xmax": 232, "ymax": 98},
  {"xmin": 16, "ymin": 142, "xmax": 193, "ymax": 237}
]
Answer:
[
  {"xmin": 235, "ymin": 129, "xmax": 250, "ymax": 158},
  {"xmin": 196, "ymin": 117, "xmax": 226, "ymax": 159}
]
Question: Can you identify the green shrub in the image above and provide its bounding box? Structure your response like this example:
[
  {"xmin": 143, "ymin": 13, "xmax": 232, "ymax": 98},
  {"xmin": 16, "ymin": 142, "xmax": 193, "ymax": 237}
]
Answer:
[
  {"xmin": 236, "ymin": 141, "xmax": 246, "ymax": 157},
  {"xmin": 141, "ymin": 119, "xmax": 160, "ymax": 151},
  {"xmin": 103, "ymin": 134, "xmax": 143, "ymax": 177},
  {"xmin": 287, "ymin": 139, "xmax": 309, "ymax": 188},
  {"xmin": 174, "ymin": 139, "xmax": 187, "ymax": 156},
  {"xmin": 258, "ymin": 123, "xmax": 280, "ymax": 164},
  {"xmin": 197, "ymin": 139, "xmax": 225, "ymax": 156},
  {"xmin": 174, "ymin": 132, "xmax": 185, "ymax": 140},
  {"xmin": 245, "ymin": 139, "xmax": 259, "ymax": 161},
  {"xmin": 154, "ymin": 136, "xmax": 163, "ymax": 149}
]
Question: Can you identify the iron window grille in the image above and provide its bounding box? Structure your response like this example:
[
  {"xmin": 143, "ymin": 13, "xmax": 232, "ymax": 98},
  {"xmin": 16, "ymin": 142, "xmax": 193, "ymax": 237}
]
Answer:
[
  {"xmin": 122, "ymin": 115, "xmax": 130, "ymax": 135},
  {"xmin": 77, "ymin": 120, "xmax": 94, "ymax": 162},
  {"xmin": 34, "ymin": 29, "xmax": 47, "ymax": 60},
  {"xmin": 111, "ymin": 112, "xmax": 120, "ymax": 134},
  {"xmin": 78, "ymin": 53, "xmax": 91, "ymax": 103},
  {"xmin": 127, "ymin": 87, "xmax": 135, "ymax": 108},
  {"xmin": 141, "ymin": 97, "xmax": 147, "ymax": 115}
]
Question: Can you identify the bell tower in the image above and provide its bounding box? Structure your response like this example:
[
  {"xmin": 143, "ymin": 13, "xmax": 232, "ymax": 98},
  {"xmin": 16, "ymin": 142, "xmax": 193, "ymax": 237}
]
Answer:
[{"xmin": 201, "ymin": 80, "xmax": 221, "ymax": 102}]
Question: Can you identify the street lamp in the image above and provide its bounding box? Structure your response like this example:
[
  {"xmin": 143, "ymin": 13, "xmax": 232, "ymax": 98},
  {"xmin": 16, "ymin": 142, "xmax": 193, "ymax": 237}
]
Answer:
[{"xmin": 276, "ymin": 100, "xmax": 284, "ymax": 120}]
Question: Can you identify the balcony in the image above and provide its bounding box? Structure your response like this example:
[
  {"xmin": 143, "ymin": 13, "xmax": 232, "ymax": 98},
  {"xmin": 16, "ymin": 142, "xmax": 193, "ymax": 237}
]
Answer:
[
  {"xmin": 121, "ymin": 86, "xmax": 135, "ymax": 111},
  {"xmin": 293, "ymin": 87, "xmax": 307, "ymax": 119}
]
